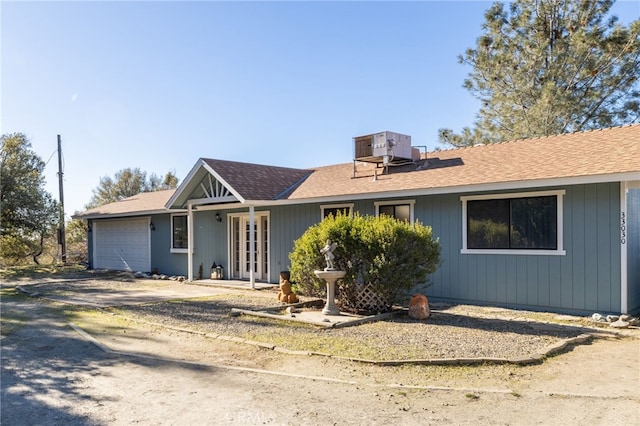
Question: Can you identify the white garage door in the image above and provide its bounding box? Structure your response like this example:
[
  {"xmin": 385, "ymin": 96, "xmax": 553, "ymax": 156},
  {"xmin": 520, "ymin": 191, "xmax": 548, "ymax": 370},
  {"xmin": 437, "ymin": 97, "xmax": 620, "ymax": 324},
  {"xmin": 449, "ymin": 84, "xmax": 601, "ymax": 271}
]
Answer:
[{"xmin": 93, "ymin": 218, "xmax": 151, "ymax": 272}]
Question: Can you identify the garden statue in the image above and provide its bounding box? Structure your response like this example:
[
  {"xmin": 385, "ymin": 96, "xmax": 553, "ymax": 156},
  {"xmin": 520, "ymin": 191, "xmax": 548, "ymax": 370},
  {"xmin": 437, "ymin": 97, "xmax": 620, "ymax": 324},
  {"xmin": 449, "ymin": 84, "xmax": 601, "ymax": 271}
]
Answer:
[
  {"xmin": 315, "ymin": 240, "xmax": 345, "ymax": 315},
  {"xmin": 408, "ymin": 294, "xmax": 430, "ymax": 320},
  {"xmin": 278, "ymin": 272, "xmax": 299, "ymax": 304},
  {"xmin": 320, "ymin": 239, "xmax": 337, "ymax": 270}
]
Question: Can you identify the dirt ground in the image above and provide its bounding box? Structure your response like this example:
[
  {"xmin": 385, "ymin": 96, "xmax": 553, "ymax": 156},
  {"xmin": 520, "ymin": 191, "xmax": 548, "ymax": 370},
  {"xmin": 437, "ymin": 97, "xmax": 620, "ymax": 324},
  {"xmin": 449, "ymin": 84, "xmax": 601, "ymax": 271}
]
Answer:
[{"xmin": 1, "ymin": 281, "xmax": 639, "ymax": 425}]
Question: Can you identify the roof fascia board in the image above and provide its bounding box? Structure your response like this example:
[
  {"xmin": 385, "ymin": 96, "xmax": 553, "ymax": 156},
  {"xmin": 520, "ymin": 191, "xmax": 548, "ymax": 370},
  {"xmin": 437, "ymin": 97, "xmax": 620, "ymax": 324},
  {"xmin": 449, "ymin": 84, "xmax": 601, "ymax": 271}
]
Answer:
[
  {"xmin": 165, "ymin": 158, "xmax": 208, "ymax": 208},
  {"xmin": 187, "ymin": 195, "xmax": 238, "ymax": 206},
  {"xmin": 73, "ymin": 209, "xmax": 181, "ymax": 220},
  {"xmin": 165, "ymin": 159, "xmax": 246, "ymax": 209},
  {"xmin": 388, "ymin": 171, "xmax": 640, "ymax": 199},
  {"xmin": 133, "ymin": 168, "xmax": 639, "ymax": 213},
  {"xmin": 240, "ymin": 171, "xmax": 640, "ymax": 207},
  {"xmin": 426, "ymin": 171, "xmax": 640, "ymax": 197},
  {"xmin": 193, "ymin": 202, "xmax": 245, "ymax": 211}
]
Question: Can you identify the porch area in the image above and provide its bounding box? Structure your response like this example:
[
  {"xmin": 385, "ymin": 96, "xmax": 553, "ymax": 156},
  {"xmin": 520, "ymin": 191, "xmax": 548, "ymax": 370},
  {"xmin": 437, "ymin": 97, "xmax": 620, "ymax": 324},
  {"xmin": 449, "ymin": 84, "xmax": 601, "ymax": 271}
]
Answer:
[{"xmin": 191, "ymin": 278, "xmax": 275, "ymax": 290}]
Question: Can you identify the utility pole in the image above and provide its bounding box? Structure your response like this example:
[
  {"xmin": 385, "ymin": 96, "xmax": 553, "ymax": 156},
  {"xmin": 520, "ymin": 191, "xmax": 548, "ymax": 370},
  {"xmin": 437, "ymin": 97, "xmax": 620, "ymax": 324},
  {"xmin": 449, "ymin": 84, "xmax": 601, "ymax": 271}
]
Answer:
[{"xmin": 57, "ymin": 135, "xmax": 67, "ymax": 264}]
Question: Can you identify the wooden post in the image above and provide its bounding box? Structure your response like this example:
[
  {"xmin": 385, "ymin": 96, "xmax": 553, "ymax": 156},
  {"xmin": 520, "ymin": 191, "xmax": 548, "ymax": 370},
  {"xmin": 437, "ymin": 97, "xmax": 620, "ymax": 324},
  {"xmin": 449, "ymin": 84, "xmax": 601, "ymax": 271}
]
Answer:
[{"xmin": 57, "ymin": 135, "xmax": 67, "ymax": 264}]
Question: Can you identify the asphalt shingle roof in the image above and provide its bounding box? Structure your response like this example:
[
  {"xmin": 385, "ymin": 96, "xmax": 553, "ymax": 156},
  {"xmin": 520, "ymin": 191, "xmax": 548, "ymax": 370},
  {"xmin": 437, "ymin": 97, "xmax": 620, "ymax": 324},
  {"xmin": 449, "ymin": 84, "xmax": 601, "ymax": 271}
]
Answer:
[
  {"xmin": 75, "ymin": 189, "xmax": 176, "ymax": 219},
  {"xmin": 202, "ymin": 159, "xmax": 311, "ymax": 201},
  {"xmin": 287, "ymin": 124, "xmax": 640, "ymax": 199},
  {"xmin": 75, "ymin": 124, "xmax": 640, "ymax": 218}
]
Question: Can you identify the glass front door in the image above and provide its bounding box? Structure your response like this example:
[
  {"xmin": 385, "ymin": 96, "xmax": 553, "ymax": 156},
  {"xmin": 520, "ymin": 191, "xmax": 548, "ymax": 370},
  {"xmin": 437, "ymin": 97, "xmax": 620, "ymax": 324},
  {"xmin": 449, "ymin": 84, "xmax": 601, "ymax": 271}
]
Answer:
[{"xmin": 230, "ymin": 214, "xmax": 269, "ymax": 281}]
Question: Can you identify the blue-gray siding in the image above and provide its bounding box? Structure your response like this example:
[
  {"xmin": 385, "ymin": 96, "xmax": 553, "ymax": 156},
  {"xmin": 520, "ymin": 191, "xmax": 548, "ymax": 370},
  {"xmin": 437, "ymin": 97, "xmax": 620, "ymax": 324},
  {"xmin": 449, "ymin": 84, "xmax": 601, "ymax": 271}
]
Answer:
[
  {"xmin": 89, "ymin": 182, "xmax": 625, "ymax": 315},
  {"xmin": 627, "ymin": 188, "xmax": 640, "ymax": 314},
  {"xmin": 425, "ymin": 184, "xmax": 621, "ymax": 314},
  {"xmin": 269, "ymin": 184, "xmax": 622, "ymax": 314},
  {"xmin": 149, "ymin": 214, "xmax": 187, "ymax": 276}
]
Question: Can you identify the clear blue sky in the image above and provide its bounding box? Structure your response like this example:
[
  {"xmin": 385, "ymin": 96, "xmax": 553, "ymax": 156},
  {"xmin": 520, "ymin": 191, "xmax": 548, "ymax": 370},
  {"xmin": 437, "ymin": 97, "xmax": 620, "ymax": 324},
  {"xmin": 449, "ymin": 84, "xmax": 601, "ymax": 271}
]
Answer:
[{"xmin": 2, "ymin": 0, "xmax": 638, "ymax": 217}]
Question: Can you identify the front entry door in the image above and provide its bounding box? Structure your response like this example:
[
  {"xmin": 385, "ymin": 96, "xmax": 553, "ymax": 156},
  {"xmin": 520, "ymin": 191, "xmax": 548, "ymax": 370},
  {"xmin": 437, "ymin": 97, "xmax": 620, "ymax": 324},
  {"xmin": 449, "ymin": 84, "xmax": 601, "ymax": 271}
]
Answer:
[{"xmin": 231, "ymin": 214, "xmax": 269, "ymax": 281}]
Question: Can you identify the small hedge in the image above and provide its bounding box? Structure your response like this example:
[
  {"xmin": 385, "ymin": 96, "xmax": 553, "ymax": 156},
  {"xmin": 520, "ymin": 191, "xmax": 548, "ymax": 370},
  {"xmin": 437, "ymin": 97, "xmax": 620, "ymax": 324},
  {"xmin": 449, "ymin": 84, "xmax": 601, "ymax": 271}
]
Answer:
[{"xmin": 289, "ymin": 213, "xmax": 440, "ymax": 313}]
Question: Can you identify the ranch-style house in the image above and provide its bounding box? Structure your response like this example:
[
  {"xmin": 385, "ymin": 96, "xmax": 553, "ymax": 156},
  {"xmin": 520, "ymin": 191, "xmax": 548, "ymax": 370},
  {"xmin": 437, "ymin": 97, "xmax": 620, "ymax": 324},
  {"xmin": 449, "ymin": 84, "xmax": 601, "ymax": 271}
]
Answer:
[{"xmin": 75, "ymin": 125, "xmax": 640, "ymax": 315}]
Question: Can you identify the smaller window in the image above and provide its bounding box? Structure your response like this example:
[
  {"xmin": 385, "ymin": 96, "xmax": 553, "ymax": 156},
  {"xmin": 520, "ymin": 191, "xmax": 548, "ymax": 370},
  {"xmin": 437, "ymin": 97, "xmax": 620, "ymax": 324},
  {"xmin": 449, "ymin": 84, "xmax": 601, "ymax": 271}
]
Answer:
[
  {"xmin": 172, "ymin": 215, "xmax": 188, "ymax": 252},
  {"xmin": 321, "ymin": 204, "xmax": 353, "ymax": 219},
  {"xmin": 374, "ymin": 200, "xmax": 415, "ymax": 222}
]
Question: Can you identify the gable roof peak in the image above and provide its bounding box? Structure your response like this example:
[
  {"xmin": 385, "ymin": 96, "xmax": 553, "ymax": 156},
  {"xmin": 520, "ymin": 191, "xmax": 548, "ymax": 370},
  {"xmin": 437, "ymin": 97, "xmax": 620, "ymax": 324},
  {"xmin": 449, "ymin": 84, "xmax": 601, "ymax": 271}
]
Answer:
[{"xmin": 201, "ymin": 157, "xmax": 310, "ymax": 173}]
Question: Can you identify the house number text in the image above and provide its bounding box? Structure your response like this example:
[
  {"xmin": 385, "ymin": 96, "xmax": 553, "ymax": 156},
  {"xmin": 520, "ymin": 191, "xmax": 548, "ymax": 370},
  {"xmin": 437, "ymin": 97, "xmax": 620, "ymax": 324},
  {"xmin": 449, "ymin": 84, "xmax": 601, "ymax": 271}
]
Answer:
[{"xmin": 620, "ymin": 212, "xmax": 626, "ymax": 245}]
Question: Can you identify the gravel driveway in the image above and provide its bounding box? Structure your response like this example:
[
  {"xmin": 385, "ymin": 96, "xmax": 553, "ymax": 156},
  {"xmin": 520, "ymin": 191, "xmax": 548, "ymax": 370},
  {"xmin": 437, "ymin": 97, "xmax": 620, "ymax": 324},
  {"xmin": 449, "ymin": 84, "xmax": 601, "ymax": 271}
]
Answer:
[
  {"xmin": 3, "ymin": 274, "xmax": 639, "ymax": 425},
  {"xmin": 14, "ymin": 276, "xmax": 614, "ymax": 362}
]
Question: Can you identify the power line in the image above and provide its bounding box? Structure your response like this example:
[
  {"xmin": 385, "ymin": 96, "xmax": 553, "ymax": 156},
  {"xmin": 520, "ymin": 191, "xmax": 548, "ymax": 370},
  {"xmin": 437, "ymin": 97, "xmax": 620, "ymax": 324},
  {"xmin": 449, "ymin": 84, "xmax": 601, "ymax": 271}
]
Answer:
[{"xmin": 44, "ymin": 149, "xmax": 58, "ymax": 167}]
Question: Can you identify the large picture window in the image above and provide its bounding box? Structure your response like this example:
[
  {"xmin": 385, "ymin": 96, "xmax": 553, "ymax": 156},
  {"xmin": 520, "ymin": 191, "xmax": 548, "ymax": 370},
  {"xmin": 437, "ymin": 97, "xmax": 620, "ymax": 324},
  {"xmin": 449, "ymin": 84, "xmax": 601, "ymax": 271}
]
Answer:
[
  {"xmin": 172, "ymin": 215, "xmax": 188, "ymax": 251},
  {"xmin": 461, "ymin": 190, "xmax": 565, "ymax": 255}
]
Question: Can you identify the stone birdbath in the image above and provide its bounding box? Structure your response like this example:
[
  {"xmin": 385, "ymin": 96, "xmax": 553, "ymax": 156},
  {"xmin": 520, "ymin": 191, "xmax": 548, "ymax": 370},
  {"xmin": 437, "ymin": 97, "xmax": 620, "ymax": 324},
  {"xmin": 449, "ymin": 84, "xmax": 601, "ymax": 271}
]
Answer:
[
  {"xmin": 315, "ymin": 239, "xmax": 346, "ymax": 316},
  {"xmin": 314, "ymin": 269, "xmax": 346, "ymax": 316}
]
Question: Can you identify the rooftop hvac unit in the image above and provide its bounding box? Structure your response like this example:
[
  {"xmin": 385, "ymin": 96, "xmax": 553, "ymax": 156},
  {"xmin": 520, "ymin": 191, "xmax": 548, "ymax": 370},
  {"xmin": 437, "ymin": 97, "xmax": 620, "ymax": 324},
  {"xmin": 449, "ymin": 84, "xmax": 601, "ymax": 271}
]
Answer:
[{"xmin": 354, "ymin": 131, "xmax": 413, "ymax": 164}]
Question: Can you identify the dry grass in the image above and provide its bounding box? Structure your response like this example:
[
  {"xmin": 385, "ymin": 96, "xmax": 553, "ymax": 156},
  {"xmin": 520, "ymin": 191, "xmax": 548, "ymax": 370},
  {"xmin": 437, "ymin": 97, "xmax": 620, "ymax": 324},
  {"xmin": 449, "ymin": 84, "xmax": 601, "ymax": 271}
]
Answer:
[{"xmin": 111, "ymin": 292, "xmax": 590, "ymax": 361}]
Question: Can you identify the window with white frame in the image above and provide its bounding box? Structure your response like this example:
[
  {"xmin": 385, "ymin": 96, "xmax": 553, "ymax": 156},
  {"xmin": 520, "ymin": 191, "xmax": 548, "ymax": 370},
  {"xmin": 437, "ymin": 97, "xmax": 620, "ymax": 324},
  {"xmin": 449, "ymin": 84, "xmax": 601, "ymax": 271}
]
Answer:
[
  {"xmin": 321, "ymin": 203, "xmax": 353, "ymax": 219},
  {"xmin": 171, "ymin": 214, "xmax": 188, "ymax": 252},
  {"xmin": 461, "ymin": 190, "xmax": 565, "ymax": 255},
  {"xmin": 374, "ymin": 200, "xmax": 415, "ymax": 222}
]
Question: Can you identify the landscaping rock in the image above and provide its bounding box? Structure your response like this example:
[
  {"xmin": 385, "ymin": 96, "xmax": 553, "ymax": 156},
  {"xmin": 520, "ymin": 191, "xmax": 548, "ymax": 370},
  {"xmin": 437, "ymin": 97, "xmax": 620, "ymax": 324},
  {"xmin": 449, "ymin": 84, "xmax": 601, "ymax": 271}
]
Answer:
[
  {"xmin": 591, "ymin": 313, "xmax": 638, "ymax": 328},
  {"xmin": 408, "ymin": 294, "xmax": 430, "ymax": 320},
  {"xmin": 618, "ymin": 314, "xmax": 639, "ymax": 326},
  {"xmin": 610, "ymin": 319, "xmax": 630, "ymax": 329}
]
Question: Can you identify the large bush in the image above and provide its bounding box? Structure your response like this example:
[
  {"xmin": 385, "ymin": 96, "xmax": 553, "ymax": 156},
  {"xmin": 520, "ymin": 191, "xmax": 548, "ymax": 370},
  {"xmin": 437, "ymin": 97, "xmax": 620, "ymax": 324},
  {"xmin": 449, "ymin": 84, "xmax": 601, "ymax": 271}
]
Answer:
[{"xmin": 289, "ymin": 213, "xmax": 440, "ymax": 313}]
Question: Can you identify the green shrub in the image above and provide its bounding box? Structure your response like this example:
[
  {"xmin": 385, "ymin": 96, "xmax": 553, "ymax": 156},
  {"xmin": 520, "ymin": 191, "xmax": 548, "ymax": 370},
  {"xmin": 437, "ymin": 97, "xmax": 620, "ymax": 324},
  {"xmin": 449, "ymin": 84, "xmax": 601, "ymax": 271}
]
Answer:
[{"xmin": 289, "ymin": 213, "xmax": 440, "ymax": 313}]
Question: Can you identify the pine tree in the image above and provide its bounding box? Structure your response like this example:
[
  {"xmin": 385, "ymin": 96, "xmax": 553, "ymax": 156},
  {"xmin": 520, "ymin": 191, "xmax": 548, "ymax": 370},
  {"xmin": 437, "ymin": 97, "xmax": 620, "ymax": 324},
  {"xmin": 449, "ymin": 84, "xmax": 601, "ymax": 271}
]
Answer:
[{"xmin": 439, "ymin": 0, "xmax": 640, "ymax": 147}]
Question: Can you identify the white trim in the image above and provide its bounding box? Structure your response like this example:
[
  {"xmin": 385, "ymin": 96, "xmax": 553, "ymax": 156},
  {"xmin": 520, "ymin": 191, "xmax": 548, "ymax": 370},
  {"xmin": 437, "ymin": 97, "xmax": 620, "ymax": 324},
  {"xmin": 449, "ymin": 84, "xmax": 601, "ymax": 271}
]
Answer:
[
  {"xmin": 226, "ymin": 213, "xmax": 232, "ymax": 279},
  {"xmin": 170, "ymin": 213, "xmax": 189, "ymax": 254},
  {"xmin": 91, "ymin": 220, "xmax": 96, "ymax": 269},
  {"xmin": 461, "ymin": 248, "xmax": 566, "ymax": 256},
  {"xmin": 185, "ymin": 196, "xmax": 238, "ymax": 206},
  {"xmin": 374, "ymin": 199, "xmax": 416, "ymax": 223},
  {"xmin": 460, "ymin": 190, "xmax": 566, "ymax": 256},
  {"xmin": 187, "ymin": 204, "xmax": 194, "ymax": 282},
  {"xmin": 147, "ymin": 217, "xmax": 152, "ymax": 272},
  {"xmin": 165, "ymin": 159, "xmax": 244, "ymax": 209},
  {"xmin": 227, "ymin": 210, "xmax": 271, "ymax": 285},
  {"xmin": 237, "ymin": 172, "xmax": 640, "ymax": 207},
  {"xmin": 460, "ymin": 189, "xmax": 566, "ymax": 202},
  {"xmin": 112, "ymin": 169, "xmax": 638, "ymax": 216},
  {"xmin": 165, "ymin": 159, "xmax": 207, "ymax": 208},
  {"xmin": 320, "ymin": 203, "xmax": 354, "ymax": 219},
  {"xmin": 76, "ymin": 209, "xmax": 179, "ymax": 220},
  {"xmin": 621, "ymin": 181, "xmax": 628, "ymax": 314},
  {"xmin": 249, "ymin": 206, "xmax": 255, "ymax": 289},
  {"xmin": 194, "ymin": 202, "xmax": 244, "ymax": 211},
  {"xmin": 201, "ymin": 162, "xmax": 246, "ymax": 203}
]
